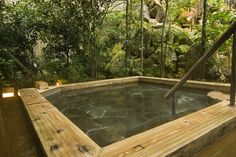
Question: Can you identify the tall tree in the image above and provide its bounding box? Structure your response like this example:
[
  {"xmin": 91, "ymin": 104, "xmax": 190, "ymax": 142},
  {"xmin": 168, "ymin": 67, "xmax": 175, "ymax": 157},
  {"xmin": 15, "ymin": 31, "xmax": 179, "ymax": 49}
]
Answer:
[
  {"xmin": 37, "ymin": 0, "xmax": 115, "ymax": 79},
  {"xmin": 202, "ymin": 0, "xmax": 207, "ymax": 54},
  {"xmin": 201, "ymin": 0, "xmax": 207, "ymax": 78},
  {"xmin": 125, "ymin": 0, "xmax": 130, "ymax": 69},
  {"xmin": 160, "ymin": 0, "xmax": 169, "ymax": 77},
  {"xmin": 140, "ymin": 0, "xmax": 144, "ymax": 74}
]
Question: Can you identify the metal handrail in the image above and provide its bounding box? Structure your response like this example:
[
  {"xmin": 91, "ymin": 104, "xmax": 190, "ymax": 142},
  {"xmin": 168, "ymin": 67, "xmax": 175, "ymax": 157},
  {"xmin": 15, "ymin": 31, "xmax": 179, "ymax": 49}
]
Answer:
[{"xmin": 165, "ymin": 22, "xmax": 236, "ymax": 106}]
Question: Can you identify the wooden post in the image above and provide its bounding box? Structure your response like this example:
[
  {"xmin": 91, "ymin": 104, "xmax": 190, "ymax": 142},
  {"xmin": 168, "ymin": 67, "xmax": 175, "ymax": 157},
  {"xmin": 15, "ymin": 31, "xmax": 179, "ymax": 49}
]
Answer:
[{"xmin": 230, "ymin": 31, "xmax": 236, "ymax": 106}]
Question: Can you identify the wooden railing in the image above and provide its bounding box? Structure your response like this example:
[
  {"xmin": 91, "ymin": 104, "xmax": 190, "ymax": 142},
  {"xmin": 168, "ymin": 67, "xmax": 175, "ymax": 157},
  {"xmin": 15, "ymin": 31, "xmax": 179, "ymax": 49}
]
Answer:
[{"xmin": 165, "ymin": 22, "xmax": 236, "ymax": 108}]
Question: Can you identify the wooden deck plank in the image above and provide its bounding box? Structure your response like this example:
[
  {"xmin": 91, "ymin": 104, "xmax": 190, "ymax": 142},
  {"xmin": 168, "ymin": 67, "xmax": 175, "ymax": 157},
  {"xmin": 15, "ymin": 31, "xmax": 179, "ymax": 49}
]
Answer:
[
  {"xmin": 19, "ymin": 89, "xmax": 101, "ymax": 157},
  {"xmin": 59, "ymin": 76, "xmax": 139, "ymax": 92},
  {"xmin": 100, "ymin": 101, "xmax": 236, "ymax": 157},
  {"xmin": 140, "ymin": 107, "xmax": 236, "ymax": 157},
  {"xmin": 139, "ymin": 76, "xmax": 230, "ymax": 92},
  {"xmin": 18, "ymin": 77, "xmax": 236, "ymax": 157}
]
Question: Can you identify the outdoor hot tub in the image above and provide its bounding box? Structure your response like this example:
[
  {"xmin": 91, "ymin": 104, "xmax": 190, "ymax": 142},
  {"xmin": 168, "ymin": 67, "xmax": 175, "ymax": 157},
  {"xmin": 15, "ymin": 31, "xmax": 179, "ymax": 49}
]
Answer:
[{"xmin": 18, "ymin": 76, "xmax": 236, "ymax": 157}]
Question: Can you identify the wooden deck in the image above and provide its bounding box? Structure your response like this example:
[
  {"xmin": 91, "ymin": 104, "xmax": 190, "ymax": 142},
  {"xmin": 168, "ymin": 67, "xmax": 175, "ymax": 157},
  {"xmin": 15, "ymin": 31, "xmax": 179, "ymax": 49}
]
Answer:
[
  {"xmin": 19, "ymin": 89, "xmax": 101, "ymax": 157},
  {"xmin": 194, "ymin": 126, "xmax": 236, "ymax": 157},
  {"xmin": 100, "ymin": 101, "xmax": 236, "ymax": 157},
  {"xmin": 0, "ymin": 97, "xmax": 42, "ymax": 157},
  {"xmin": 18, "ymin": 77, "xmax": 236, "ymax": 157}
]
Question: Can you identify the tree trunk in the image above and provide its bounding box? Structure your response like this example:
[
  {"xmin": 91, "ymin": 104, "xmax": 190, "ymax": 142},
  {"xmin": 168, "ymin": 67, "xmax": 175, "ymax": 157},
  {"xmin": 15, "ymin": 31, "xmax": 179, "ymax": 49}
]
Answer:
[
  {"xmin": 65, "ymin": 48, "xmax": 70, "ymax": 67},
  {"xmin": 201, "ymin": 0, "xmax": 207, "ymax": 79},
  {"xmin": 130, "ymin": 0, "xmax": 133, "ymax": 27},
  {"xmin": 8, "ymin": 53, "xmax": 31, "ymax": 76},
  {"xmin": 164, "ymin": 18, "xmax": 172, "ymax": 73},
  {"xmin": 160, "ymin": 0, "xmax": 169, "ymax": 78},
  {"xmin": 141, "ymin": 0, "xmax": 144, "ymax": 75},
  {"xmin": 125, "ymin": 0, "xmax": 130, "ymax": 69}
]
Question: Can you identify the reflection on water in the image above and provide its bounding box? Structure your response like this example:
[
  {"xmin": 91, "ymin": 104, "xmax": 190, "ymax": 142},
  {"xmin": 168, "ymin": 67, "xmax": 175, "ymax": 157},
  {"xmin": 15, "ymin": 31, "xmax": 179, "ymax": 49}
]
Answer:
[{"xmin": 47, "ymin": 83, "xmax": 217, "ymax": 147}]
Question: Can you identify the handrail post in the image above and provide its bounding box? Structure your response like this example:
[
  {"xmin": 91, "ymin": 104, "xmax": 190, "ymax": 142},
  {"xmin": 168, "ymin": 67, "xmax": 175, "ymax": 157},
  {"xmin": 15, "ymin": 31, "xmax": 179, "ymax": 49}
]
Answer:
[{"xmin": 230, "ymin": 30, "xmax": 236, "ymax": 106}]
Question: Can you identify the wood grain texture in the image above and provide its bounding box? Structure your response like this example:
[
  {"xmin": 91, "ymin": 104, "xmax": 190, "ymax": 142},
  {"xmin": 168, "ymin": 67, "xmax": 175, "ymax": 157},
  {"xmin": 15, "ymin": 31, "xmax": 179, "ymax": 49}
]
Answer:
[
  {"xmin": 19, "ymin": 89, "xmax": 101, "ymax": 157},
  {"xmin": 35, "ymin": 81, "xmax": 49, "ymax": 90},
  {"xmin": 139, "ymin": 76, "xmax": 230, "ymax": 92},
  {"xmin": 100, "ymin": 101, "xmax": 236, "ymax": 157},
  {"xmin": 18, "ymin": 77, "xmax": 236, "ymax": 157}
]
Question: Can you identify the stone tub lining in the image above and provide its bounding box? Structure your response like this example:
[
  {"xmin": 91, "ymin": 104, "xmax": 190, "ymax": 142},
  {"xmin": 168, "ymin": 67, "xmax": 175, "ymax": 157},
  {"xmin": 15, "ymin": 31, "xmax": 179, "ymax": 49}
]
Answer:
[{"xmin": 19, "ymin": 76, "xmax": 236, "ymax": 157}]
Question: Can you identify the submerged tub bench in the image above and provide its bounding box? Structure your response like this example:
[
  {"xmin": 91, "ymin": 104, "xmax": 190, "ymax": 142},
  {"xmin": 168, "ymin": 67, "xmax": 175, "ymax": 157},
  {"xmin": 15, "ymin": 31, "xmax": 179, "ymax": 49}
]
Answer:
[{"xmin": 19, "ymin": 76, "xmax": 236, "ymax": 157}]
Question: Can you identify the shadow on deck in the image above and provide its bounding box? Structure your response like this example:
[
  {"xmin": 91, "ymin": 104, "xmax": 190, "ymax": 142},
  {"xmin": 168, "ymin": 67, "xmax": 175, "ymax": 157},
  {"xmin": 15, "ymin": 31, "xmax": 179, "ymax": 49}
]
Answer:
[
  {"xmin": 0, "ymin": 97, "xmax": 43, "ymax": 157},
  {"xmin": 195, "ymin": 127, "xmax": 236, "ymax": 157}
]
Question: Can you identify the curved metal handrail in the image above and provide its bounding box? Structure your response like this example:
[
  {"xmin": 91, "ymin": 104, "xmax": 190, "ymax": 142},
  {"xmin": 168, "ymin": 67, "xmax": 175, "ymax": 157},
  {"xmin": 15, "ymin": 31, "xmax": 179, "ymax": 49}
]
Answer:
[{"xmin": 165, "ymin": 22, "xmax": 236, "ymax": 106}]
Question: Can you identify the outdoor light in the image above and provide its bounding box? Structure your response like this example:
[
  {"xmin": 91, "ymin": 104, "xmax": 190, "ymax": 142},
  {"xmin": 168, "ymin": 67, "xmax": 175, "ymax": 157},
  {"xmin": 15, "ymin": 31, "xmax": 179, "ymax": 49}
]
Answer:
[
  {"xmin": 2, "ymin": 87, "xmax": 15, "ymax": 98},
  {"xmin": 3, "ymin": 93, "xmax": 14, "ymax": 98},
  {"xmin": 56, "ymin": 80, "xmax": 62, "ymax": 87}
]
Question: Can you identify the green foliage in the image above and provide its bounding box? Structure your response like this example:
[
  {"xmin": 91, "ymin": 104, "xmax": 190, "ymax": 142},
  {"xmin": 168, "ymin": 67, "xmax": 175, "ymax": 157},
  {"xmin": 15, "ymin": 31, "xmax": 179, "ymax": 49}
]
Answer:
[
  {"xmin": 0, "ymin": 0, "xmax": 115, "ymax": 86},
  {"xmin": 192, "ymin": 1, "xmax": 236, "ymax": 81},
  {"xmin": 0, "ymin": 0, "xmax": 40, "ymax": 87},
  {"xmin": 105, "ymin": 43, "xmax": 127, "ymax": 77},
  {"xmin": 0, "ymin": 0, "xmax": 235, "ymax": 86},
  {"xmin": 179, "ymin": 45, "xmax": 190, "ymax": 53},
  {"xmin": 41, "ymin": 58, "xmax": 88, "ymax": 84}
]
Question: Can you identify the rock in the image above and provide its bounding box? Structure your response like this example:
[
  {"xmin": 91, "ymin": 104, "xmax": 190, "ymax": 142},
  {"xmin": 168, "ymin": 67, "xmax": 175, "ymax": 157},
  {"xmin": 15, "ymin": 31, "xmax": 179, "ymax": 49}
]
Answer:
[
  {"xmin": 171, "ymin": 25, "xmax": 193, "ymax": 45},
  {"xmin": 143, "ymin": 3, "xmax": 151, "ymax": 22},
  {"xmin": 185, "ymin": 43, "xmax": 201, "ymax": 67},
  {"xmin": 144, "ymin": 63, "xmax": 160, "ymax": 76},
  {"xmin": 150, "ymin": 28, "xmax": 162, "ymax": 43},
  {"xmin": 110, "ymin": 1, "xmax": 126, "ymax": 12},
  {"xmin": 132, "ymin": 58, "xmax": 142, "ymax": 69},
  {"xmin": 131, "ymin": 28, "xmax": 153, "ymax": 58},
  {"xmin": 147, "ymin": 0, "xmax": 165, "ymax": 22},
  {"xmin": 144, "ymin": 53, "xmax": 160, "ymax": 66},
  {"xmin": 144, "ymin": 56, "xmax": 155, "ymax": 66},
  {"xmin": 145, "ymin": 47, "xmax": 156, "ymax": 58},
  {"xmin": 110, "ymin": 1, "xmax": 151, "ymax": 24},
  {"xmin": 178, "ymin": 55, "xmax": 185, "ymax": 62},
  {"xmin": 178, "ymin": 55, "xmax": 185, "ymax": 68},
  {"xmin": 184, "ymin": 43, "xmax": 204, "ymax": 79},
  {"xmin": 219, "ymin": 74, "xmax": 227, "ymax": 81}
]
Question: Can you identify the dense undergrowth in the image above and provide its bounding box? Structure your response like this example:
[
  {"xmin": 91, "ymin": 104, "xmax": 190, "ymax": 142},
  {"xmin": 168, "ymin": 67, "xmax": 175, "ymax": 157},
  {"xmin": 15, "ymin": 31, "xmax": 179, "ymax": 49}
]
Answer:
[{"xmin": 0, "ymin": 0, "xmax": 235, "ymax": 88}]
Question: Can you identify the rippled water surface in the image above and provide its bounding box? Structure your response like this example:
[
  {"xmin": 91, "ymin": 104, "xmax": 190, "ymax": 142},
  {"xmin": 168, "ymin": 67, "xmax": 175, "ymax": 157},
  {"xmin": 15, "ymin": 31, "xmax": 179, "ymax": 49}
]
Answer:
[{"xmin": 47, "ymin": 83, "xmax": 217, "ymax": 147}]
